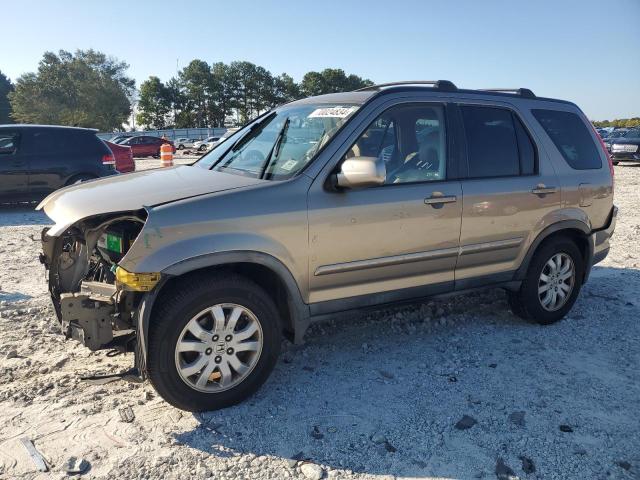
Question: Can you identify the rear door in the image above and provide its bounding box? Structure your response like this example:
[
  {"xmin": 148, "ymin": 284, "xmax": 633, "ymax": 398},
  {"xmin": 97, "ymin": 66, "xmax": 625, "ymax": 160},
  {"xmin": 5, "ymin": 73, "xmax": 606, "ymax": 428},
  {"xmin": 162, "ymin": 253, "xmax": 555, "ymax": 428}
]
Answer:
[
  {"xmin": 21, "ymin": 128, "xmax": 72, "ymax": 198},
  {"xmin": 25, "ymin": 129, "xmax": 107, "ymax": 198},
  {"xmin": 454, "ymin": 103, "xmax": 561, "ymax": 288},
  {"xmin": 0, "ymin": 130, "xmax": 29, "ymax": 201}
]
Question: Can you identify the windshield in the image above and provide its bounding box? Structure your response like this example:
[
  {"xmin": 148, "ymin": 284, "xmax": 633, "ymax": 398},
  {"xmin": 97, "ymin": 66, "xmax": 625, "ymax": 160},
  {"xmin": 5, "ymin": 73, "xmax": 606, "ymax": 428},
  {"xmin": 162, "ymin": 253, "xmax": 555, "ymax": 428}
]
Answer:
[
  {"xmin": 194, "ymin": 103, "xmax": 359, "ymax": 179},
  {"xmin": 623, "ymin": 129, "xmax": 640, "ymax": 138}
]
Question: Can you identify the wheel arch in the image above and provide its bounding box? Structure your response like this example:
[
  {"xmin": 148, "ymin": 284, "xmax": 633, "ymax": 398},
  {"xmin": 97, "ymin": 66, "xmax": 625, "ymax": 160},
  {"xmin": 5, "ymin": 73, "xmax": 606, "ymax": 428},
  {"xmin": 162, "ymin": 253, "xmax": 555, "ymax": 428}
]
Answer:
[
  {"xmin": 515, "ymin": 220, "xmax": 594, "ymax": 283},
  {"xmin": 136, "ymin": 251, "xmax": 310, "ymax": 373}
]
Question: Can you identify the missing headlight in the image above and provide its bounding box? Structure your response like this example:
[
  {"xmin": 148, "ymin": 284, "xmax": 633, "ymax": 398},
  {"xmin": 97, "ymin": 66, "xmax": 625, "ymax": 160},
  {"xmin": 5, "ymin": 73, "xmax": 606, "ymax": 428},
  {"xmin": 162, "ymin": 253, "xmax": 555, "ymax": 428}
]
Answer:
[{"xmin": 97, "ymin": 222, "xmax": 143, "ymax": 263}]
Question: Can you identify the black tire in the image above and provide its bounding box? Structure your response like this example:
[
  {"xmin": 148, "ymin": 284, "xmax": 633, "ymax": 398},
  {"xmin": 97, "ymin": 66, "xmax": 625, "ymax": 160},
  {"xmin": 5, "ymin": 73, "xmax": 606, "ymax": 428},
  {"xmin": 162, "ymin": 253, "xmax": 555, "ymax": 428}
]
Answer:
[
  {"xmin": 147, "ymin": 272, "xmax": 281, "ymax": 412},
  {"xmin": 508, "ymin": 237, "xmax": 584, "ymax": 325},
  {"xmin": 178, "ymin": 144, "xmax": 184, "ymax": 150}
]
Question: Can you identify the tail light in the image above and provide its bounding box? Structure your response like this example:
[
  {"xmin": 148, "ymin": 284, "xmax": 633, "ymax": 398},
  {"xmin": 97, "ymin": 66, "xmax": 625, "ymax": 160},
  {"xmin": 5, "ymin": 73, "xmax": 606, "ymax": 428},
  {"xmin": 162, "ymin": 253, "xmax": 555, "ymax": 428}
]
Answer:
[{"xmin": 102, "ymin": 153, "xmax": 116, "ymax": 166}]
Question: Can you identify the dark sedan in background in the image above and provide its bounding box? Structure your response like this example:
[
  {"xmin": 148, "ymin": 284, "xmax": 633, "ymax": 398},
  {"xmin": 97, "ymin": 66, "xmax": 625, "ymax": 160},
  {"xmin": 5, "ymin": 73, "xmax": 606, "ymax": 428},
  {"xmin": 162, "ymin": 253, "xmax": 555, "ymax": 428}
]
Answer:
[
  {"xmin": 602, "ymin": 129, "xmax": 628, "ymax": 153},
  {"xmin": 610, "ymin": 129, "xmax": 640, "ymax": 164},
  {"xmin": 0, "ymin": 125, "xmax": 117, "ymax": 203}
]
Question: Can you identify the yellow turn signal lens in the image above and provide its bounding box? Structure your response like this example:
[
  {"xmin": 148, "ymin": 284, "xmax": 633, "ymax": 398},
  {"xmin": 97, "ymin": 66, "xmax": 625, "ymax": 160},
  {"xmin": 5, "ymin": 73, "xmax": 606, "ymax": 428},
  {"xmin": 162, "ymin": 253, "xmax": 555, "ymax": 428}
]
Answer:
[{"xmin": 115, "ymin": 267, "xmax": 160, "ymax": 292}]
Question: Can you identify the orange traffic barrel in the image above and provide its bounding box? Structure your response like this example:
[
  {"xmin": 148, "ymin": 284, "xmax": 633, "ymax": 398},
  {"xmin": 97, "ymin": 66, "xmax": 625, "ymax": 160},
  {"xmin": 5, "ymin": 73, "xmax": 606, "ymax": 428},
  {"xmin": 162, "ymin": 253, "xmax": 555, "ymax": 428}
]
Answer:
[{"xmin": 160, "ymin": 142, "xmax": 173, "ymax": 167}]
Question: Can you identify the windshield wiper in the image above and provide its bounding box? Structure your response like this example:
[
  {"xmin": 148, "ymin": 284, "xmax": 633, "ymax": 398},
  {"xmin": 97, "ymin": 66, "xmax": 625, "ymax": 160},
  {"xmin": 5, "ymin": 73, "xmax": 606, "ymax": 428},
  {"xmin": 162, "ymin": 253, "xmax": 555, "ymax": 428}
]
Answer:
[
  {"xmin": 259, "ymin": 117, "xmax": 290, "ymax": 179},
  {"xmin": 231, "ymin": 112, "xmax": 277, "ymax": 153},
  {"xmin": 210, "ymin": 112, "xmax": 277, "ymax": 170}
]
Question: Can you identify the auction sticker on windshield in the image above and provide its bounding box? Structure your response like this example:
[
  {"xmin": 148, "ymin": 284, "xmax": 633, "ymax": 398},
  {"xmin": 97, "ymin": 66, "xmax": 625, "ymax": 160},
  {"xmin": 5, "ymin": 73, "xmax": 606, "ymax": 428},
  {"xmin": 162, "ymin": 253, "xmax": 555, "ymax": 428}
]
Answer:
[
  {"xmin": 308, "ymin": 106, "xmax": 358, "ymax": 118},
  {"xmin": 280, "ymin": 159, "xmax": 298, "ymax": 171}
]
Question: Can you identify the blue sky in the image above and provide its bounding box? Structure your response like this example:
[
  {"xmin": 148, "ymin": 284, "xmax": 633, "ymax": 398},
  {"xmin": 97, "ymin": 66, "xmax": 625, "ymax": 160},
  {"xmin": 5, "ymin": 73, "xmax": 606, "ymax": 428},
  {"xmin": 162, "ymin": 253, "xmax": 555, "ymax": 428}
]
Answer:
[{"xmin": 1, "ymin": 0, "xmax": 638, "ymax": 120}]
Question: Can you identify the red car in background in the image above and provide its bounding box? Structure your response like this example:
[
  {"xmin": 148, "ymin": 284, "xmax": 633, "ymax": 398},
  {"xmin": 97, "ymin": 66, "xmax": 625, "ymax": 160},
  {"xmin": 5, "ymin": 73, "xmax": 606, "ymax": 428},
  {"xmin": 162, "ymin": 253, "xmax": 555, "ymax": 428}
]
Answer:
[
  {"xmin": 119, "ymin": 136, "xmax": 176, "ymax": 158},
  {"xmin": 104, "ymin": 141, "xmax": 135, "ymax": 173}
]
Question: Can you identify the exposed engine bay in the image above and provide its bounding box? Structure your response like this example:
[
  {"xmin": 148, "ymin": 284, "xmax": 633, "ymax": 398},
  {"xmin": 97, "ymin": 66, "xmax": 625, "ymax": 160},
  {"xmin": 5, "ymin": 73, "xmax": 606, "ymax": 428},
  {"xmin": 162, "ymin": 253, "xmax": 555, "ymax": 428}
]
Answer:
[{"xmin": 40, "ymin": 211, "xmax": 147, "ymax": 353}]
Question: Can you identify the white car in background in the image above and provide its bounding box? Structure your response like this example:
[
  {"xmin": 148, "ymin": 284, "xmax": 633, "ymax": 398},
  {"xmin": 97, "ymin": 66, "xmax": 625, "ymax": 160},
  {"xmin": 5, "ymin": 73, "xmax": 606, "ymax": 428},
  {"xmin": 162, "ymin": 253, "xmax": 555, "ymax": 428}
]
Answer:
[
  {"xmin": 175, "ymin": 138, "xmax": 198, "ymax": 150},
  {"xmin": 193, "ymin": 136, "xmax": 221, "ymax": 152}
]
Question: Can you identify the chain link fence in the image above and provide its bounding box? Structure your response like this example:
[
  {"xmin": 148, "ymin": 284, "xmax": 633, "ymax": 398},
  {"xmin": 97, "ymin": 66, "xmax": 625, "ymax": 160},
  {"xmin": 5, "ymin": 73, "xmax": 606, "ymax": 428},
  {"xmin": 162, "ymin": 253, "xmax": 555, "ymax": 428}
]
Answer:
[{"xmin": 97, "ymin": 127, "xmax": 228, "ymax": 141}]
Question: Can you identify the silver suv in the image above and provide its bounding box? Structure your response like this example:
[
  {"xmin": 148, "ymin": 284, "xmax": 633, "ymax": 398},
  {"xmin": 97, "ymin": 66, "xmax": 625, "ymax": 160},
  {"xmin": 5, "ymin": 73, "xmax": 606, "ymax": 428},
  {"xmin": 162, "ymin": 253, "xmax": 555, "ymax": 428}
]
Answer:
[{"xmin": 38, "ymin": 81, "xmax": 617, "ymax": 411}]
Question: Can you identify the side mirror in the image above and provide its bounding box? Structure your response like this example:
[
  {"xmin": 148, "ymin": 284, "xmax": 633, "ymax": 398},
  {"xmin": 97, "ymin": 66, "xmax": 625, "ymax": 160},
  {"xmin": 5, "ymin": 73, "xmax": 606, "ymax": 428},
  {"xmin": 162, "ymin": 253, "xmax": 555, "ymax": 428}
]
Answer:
[{"xmin": 336, "ymin": 156, "xmax": 386, "ymax": 189}]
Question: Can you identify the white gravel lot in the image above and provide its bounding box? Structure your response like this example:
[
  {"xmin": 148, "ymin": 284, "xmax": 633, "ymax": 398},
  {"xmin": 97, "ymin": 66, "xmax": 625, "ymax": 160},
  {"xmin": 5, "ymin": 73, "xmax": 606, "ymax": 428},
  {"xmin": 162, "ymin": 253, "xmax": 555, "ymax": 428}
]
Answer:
[{"xmin": 0, "ymin": 164, "xmax": 638, "ymax": 480}]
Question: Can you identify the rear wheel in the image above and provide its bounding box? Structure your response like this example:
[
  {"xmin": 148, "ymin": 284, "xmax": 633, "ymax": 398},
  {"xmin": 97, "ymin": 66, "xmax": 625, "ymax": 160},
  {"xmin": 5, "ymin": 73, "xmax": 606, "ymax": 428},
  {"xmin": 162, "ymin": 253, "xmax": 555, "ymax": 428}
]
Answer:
[
  {"xmin": 508, "ymin": 237, "xmax": 584, "ymax": 325},
  {"xmin": 147, "ymin": 273, "xmax": 281, "ymax": 411}
]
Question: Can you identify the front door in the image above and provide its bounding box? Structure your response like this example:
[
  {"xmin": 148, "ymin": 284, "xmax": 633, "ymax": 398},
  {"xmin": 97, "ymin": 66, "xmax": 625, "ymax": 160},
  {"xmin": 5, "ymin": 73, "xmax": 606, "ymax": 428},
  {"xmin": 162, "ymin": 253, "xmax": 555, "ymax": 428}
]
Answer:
[{"xmin": 307, "ymin": 103, "xmax": 462, "ymax": 312}]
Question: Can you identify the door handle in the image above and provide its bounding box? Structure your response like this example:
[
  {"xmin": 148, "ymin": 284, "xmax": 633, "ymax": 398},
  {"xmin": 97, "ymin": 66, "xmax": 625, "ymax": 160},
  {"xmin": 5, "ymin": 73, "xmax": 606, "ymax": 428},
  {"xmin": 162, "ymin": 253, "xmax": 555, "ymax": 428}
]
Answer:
[
  {"xmin": 531, "ymin": 184, "xmax": 557, "ymax": 195},
  {"xmin": 424, "ymin": 194, "xmax": 457, "ymax": 205}
]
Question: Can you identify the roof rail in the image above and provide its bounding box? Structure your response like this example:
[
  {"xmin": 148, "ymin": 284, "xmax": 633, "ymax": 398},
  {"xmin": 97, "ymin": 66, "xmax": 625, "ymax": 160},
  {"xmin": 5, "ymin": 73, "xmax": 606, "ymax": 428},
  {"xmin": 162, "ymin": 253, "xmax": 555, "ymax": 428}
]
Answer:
[
  {"xmin": 355, "ymin": 80, "xmax": 458, "ymax": 92},
  {"xmin": 479, "ymin": 88, "xmax": 536, "ymax": 99}
]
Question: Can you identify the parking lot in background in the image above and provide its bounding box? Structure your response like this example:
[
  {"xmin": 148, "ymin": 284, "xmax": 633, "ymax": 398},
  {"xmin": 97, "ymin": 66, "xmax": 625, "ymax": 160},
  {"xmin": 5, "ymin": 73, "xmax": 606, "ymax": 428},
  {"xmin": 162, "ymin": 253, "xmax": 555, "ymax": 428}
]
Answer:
[{"xmin": 135, "ymin": 152, "xmax": 202, "ymax": 171}]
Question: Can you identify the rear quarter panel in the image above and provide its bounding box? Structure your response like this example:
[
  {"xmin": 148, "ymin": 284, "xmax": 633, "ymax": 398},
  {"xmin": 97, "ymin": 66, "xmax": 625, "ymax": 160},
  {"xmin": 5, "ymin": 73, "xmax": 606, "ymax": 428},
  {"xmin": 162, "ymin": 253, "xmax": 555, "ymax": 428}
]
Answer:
[{"xmin": 522, "ymin": 100, "xmax": 613, "ymax": 230}]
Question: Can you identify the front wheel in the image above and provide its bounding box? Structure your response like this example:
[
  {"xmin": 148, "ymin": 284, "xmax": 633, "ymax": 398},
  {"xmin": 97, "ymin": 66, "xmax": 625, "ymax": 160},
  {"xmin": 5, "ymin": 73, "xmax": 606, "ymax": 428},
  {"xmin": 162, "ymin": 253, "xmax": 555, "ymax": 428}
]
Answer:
[
  {"xmin": 508, "ymin": 237, "xmax": 584, "ymax": 325},
  {"xmin": 147, "ymin": 273, "xmax": 281, "ymax": 411}
]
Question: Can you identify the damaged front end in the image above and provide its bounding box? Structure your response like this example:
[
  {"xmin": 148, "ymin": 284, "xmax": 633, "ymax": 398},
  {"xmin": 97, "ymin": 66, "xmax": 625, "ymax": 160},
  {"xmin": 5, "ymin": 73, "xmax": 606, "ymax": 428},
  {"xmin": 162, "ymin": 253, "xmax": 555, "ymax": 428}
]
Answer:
[{"xmin": 40, "ymin": 211, "xmax": 153, "ymax": 353}]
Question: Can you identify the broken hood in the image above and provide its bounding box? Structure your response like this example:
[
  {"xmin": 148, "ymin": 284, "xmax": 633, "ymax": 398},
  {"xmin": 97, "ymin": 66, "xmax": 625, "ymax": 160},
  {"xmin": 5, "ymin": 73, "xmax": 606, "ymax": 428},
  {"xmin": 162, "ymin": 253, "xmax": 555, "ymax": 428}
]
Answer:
[{"xmin": 38, "ymin": 165, "xmax": 264, "ymax": 236}]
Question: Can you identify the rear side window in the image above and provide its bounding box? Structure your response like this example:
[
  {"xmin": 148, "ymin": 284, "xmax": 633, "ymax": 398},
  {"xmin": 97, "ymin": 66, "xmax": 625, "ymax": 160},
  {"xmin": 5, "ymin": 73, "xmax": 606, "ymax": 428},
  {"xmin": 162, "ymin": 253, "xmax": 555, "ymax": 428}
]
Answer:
[
  {"xmin": 461, "ymin": 106, "xmax": 520, "ymax": 178},
  {"xmin": 532, "ymin": 109, "xmax": 601, "ymax": 170}
]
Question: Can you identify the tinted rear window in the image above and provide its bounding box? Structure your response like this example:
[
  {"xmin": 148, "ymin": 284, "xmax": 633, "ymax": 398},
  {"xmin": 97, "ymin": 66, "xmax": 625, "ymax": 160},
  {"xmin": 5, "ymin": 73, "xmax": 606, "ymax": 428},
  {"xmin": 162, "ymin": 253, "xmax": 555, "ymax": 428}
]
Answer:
[
  {"xmin": 532, "ymin": 109, "xmax": 601, "ymax": 169},
  {"xmin": 24, "ymin": 129, "xmax": 104, "ymax": 154}
]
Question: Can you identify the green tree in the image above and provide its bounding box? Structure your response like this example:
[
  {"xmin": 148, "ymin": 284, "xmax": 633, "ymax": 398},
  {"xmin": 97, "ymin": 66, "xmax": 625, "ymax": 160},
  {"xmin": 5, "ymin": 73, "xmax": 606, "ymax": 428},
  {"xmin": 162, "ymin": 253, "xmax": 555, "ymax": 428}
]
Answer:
[
  {"xmin": 9, "ymin": 49, "xmax": 134, "ymax": 131},
  {"xmin": 136, "ymin": 76, "xmax": 171, "ymax": 129},
  {"xmin": 300, "ymin": 71, "xmax": 328, "ymax": 97},
  {"xmin": 166, "ymin": 77, "xmax": 193, "ymax": 128},
  {"xmin": 179, "ymin": 59, "xmax": 213, "ymax": 127},
  {"xmin": 272, "ymin": 73, "xmax": 301, "ymax": 105},
  {"xmin": 301, "ymin": 68, "xmax": 372, "ymax": 96},
  {"xmin": 593, "ymin": 118, "xmax": 640, "ymax": 128},
  {"xmin": 209, "ymin": 62, "xmax": 236, "ymax": 127},
  {"xmin": 0, "ymin": 71, "xmax": 13, "ymax": 124}
]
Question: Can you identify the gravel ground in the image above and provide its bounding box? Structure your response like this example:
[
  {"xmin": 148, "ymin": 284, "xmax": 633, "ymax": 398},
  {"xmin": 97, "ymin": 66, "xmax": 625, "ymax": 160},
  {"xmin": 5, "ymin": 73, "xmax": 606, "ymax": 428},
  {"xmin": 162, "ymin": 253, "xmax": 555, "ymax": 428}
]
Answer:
[{"xmin": 0, "ymin": 165, "xmax": 639, "ymax": 480}]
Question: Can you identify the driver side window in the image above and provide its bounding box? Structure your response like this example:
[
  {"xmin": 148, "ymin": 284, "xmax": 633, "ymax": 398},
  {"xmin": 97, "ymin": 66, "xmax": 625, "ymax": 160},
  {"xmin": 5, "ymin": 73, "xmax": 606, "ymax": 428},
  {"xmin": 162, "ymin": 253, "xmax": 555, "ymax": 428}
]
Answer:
[{"xmin": 344, "ymin": 104, "xmax": 447, "ymax": 184}]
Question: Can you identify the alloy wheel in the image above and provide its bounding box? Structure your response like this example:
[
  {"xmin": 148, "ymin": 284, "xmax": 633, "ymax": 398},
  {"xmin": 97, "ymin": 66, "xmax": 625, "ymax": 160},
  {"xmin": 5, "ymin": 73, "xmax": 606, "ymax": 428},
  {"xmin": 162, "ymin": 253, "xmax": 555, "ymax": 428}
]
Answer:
[
  {"xmin": 538, "ymin": 253, "xmax": 575, "ymax": 312},
  {"xmin": 174, "ymin": 303, "xmax": 263, "ymax": 393}
]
